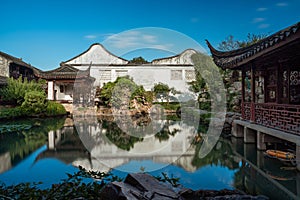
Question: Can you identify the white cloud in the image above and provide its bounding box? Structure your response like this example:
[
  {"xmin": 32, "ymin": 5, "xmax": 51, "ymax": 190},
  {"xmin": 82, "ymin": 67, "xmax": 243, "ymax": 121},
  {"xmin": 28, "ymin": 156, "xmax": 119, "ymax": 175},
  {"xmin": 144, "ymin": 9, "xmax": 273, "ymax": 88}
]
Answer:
[
  {"xmin": 258, "ymin": 23, "xmax": 270, "ymax": 29},
  {"xmin": 151, "ymin": 44, "xmax": 174, "ymax": 49},
  {"xmin": 84, "ymin": 33, "xmax": 115, "ymax": 40},
  {"xmin": 142, "ymin": 34, "xmax": 157, "ymax": 43},
  {"xmin": 252, "ymin": 18, "xmax": 266, "ymax": 23},
  {"xmin": 104, "ymin": 30, "xmax": 172, "ymax": 50},
  {"xmin": 256, "ymin": 7, "xmax": 267, "ymax": 11},
  {"xmin": 276, "ymin": 2, "xmax": 288, "ymax": 7}
]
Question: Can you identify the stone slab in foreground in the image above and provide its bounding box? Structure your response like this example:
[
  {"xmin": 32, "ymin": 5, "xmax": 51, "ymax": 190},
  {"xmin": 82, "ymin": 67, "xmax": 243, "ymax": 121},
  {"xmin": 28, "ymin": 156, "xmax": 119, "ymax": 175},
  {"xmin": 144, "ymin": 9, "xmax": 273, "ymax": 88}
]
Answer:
[{"xmin": 99, "ymin": 173, "xmax": 269, "ymax": 200}]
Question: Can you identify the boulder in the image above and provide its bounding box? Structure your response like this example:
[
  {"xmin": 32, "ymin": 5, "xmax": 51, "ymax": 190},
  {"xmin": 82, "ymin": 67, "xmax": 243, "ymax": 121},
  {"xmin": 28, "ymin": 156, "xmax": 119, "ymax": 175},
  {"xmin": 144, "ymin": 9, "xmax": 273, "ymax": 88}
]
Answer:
[{"xmin": 99, "ymin": 173, "xmax": 269, "ymax": 200}]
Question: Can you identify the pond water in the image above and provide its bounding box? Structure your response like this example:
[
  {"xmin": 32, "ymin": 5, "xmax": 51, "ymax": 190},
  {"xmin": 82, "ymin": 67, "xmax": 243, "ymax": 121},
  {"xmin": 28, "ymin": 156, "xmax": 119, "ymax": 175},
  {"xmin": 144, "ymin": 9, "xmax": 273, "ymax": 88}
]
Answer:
[{"xmin": 0, "ymin": 116, "xmax": 299, "ymax": 199}]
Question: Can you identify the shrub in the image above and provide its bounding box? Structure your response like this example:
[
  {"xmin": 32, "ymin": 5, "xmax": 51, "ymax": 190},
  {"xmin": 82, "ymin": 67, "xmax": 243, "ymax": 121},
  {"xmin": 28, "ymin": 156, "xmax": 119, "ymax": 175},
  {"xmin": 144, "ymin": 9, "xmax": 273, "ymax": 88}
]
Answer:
[
  {"xmin": 46, "ymin": 101, "xmax": 67, "ymax": 116},
  {"xmin": 21, "ymin": 91, "xmax": 47, "ymax": 114},
  {"xmin": 0, "ymin": 107, "xmax": 26, "ymax": 119},
  {"xmin": 0, "ymin": 77, "xmax": 46, "ymax": 105},
  {"xmin": 97, "ymin": 76, "xmax": 151, "ymax": 108}
]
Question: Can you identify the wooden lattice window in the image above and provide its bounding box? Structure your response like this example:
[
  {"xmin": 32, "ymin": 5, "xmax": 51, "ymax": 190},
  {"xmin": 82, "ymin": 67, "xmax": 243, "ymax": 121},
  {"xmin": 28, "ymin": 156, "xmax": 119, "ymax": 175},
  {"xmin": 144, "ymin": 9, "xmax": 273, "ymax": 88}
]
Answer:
[
  {"xmin": 59, "ymin": 85, "xmax": 64, "ymax": 93},
  {"xmin": 290, "ymin": 69, "xmax": 300, "ymax": 104},
  {"xmin": 266, "ymin": 69, "xmax": 277, "ymax": 103}
]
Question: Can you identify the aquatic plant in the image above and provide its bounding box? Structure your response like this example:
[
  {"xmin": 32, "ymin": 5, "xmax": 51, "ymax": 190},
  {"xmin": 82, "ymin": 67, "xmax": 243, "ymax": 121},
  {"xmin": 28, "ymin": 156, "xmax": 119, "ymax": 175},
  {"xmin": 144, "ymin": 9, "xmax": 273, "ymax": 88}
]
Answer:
[{"xmin": 0, "ymin": 124, "xmax": 32, "ymax": 134}]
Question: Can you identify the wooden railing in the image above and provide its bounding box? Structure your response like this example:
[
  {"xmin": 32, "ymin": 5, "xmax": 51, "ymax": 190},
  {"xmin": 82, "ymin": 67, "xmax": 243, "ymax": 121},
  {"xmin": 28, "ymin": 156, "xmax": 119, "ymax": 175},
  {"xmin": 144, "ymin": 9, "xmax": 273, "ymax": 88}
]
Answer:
[{"xmin": 242, "ymin": 102, "xmax": 300, "ymax": 135}]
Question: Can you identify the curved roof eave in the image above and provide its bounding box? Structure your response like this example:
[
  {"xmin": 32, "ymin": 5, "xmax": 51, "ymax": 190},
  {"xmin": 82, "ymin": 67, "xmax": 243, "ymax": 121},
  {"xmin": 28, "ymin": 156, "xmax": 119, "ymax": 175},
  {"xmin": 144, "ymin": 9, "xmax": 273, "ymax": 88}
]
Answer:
[{"xmin": 206, "ymin": 21, "xmax": 300, "ymax": 69}]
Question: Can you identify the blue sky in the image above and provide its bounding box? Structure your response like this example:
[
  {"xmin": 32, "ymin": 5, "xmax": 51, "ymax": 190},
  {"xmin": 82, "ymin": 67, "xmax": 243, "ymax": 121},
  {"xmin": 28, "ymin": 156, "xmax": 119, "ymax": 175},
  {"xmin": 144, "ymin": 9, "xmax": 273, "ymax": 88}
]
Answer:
[{"xmin": 0, "ymin": 0, "xmax": 299, "ymax": 70}]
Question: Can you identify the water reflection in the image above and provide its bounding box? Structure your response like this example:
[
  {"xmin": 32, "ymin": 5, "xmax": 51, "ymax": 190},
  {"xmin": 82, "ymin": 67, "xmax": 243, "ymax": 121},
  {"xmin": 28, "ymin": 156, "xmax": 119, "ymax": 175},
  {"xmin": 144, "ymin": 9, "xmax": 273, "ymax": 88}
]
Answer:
[
  {"xmin": 0, "ymin": 117, "xmax": 66, "ymax": 172},
  {"xmin": 72, "ymin": 115, "xmax": 199, "ymax": 172},
  {"xmin": 0, "ymin": 117, "xmax": 300, "ymax": 199}
]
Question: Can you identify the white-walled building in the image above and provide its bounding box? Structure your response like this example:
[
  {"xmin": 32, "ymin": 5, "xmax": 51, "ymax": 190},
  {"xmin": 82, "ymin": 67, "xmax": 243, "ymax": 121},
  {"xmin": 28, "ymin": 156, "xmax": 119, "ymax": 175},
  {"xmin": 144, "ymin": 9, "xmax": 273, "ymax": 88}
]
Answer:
[
  {"xmin": 0, "ymin": 43, "xmax": 198, "ymax": 103},
  {"xmin": 59, "ymin": 43, "xmax": 197, "ymax": 101}
]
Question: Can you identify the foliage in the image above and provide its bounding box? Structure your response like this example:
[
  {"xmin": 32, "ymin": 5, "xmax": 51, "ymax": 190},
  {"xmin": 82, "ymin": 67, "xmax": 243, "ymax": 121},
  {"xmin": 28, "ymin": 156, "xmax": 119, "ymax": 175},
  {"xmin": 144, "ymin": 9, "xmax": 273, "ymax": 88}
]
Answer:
[
  {"xmin": 153, "ymin": 82, "xmax": 178, "ymax": 103},
  {"xmin": 111, "ymin": 76, "xmax": 140, "ymax": 108},
  {"xmin": 0, "ymin": 76, "xmax": 45, "ymax": 105},
  {"xmin": 0, "ymin": 117, "xmax": 65, "ymax": 161},
  {"xmin": 218, "ymin": 33, "xmax": 268, "ymax": 51},
  {"xmin": 154, "ymin": 102, "xmax": 180, "ymax": 111},
  {"xmin": 155, "ymin": 121, "xmax": 179, "ymax": 142},
  {"xmin": 218, "ymin": 35, "xmax": 240, "ymax": 51},
  {"xmin": 0, "ymin": 124, "xmax": 32, "ymax": 134},
  {"xmin": 190, "ymin": 53, "xmax": 226, "ymax": 112},
  {"xmin": 216, "ymin": 34, "xmax": 268, "ymax": 112},
  {"xmin": 0, "ymin": 166, "xmax": 183, "ymax": 199},
  {"xmin": 0, "ymin": 106, "xmax": 27, "ymax": 119},
  {"xmin": 46, "ymin": 101, "xmax": 67, "ymax": 116},
  {"xmin": 0, "ymin": 166, "xmax": 123, "ymax": 200},
  {"xmin": 96, "ymin": 82, "xmax": 115, "ymax": 106},
  {"xmin": 102, "ymin": 120, "xmax": 143, "ymax": 151},
  {"xmin": 191, "ymin": 138, "xmax": 238, "ymax": 170},
  {"xmin": 128, "ymin": 56, "xmax": 149, "ymax": 64},
  {"xmin": 21, "ymin": 91, "xmax": 47, "ymax": 114},
  {"xmin": 199, "ymin": 101, "xmax": 211, "ymax": 111},
  {"xmin": 96, "ymin": 76, "xmax": 151, "ymax": 108},
  {"xmin": 154, "ymin": 172, "xmax": 180, "ymax": 187},
  {"xmin": 153, "ymin": 82, "xmax": 170, "ymax": 94},
  {"xmin": 143, "ymin": 91, "xmax": 154, "ymax": 104},
  {"xmin": 0, "ymin": 77, "xmax": 66, "ymax": 119}
]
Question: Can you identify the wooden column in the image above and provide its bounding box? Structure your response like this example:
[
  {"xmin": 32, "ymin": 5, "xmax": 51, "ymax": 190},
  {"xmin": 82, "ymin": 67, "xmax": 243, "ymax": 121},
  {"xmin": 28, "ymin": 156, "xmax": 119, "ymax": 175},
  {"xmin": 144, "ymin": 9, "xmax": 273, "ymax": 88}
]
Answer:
[
  {"xmin": 241, "ymin": 70, "xmax": 246, "ymax": 119},
  {"xmin": 250, "ymin": 64, "xmax": 256, "ymax": 122},
  {"xmin": 241, "ymin": 70, "xmax": 245, "ymax": 102},
  {"xmin": 276, "ymin": 63, "xmax": 281, "ymax": 104}
]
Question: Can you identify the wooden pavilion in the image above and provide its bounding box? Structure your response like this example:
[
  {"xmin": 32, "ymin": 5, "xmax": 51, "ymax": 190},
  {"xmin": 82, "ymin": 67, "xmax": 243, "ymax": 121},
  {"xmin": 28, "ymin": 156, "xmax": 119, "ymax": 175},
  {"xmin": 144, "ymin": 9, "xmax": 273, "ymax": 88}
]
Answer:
[
  {"xmin": 36, "ymin": 64, "xmax": 95, "ymax": 104},
  {"xmin": 207, "ymin": 22, "xmax": 300, "ymax": 135}
]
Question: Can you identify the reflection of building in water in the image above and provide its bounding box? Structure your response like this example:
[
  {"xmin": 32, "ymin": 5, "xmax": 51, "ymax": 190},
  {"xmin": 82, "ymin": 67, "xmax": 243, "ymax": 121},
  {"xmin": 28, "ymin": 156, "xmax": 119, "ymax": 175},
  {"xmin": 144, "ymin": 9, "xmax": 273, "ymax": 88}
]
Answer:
[
  {"xmin": 0, "ymin": 152, "xmax": 11, "ymax": 174},
  {"xmin": 74, "ymin": 116, "xmax": 198, "ymax": 172},
  {"xmin": 36, "ymin": 126, "xmax": 91, "ymax": 165},
  {"xmin": 37, "ymin": 117, "xmax": 199, "ymax": 172},
  {"xmin": 231, "ymin": 137, "xmax": 300, "ymax": 200}
]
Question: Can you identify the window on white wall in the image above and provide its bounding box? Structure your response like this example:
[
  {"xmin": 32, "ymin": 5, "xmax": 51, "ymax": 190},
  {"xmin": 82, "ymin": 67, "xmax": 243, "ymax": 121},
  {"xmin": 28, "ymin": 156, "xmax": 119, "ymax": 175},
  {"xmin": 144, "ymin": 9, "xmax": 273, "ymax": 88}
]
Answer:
[
  {"xmin": 116, "ymin": 70, "xmax": 128, "ymax": 77},
  {"xmin": 185, "ymin": 70, "xmax": 196, "ymax": 81},
  {"xmin": 171, "ymin": 70, "xmax": 183, "ymax": 80},
  {"xmin": 99, "ymin": 70, "xmax": 111, "ymax": 80},
  {"xmin": 59, "ymin": 85, "xmax": 64, "ymax": 93}
]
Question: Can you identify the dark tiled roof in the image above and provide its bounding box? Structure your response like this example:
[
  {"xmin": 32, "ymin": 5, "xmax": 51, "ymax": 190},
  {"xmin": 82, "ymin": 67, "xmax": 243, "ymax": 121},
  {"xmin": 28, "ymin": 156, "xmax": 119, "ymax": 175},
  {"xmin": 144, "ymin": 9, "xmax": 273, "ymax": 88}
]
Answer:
[
  {"xmin": 36, "ymin": 65, "xmax": 90, "ymax": 80},
  {"xmin": 0, "ymin": 51, "xmax": 41, "ymax": 74},
  {"xmin": 206, "ymin": 22, "xmax": 300, "ymax": 69}
]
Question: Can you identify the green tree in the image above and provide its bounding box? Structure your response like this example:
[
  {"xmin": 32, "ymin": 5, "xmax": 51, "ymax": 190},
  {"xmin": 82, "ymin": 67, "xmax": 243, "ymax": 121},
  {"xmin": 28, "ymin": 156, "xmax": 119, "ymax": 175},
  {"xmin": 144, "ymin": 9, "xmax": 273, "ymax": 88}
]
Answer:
[
  {"xmin": 218, "ymin": 35, "xmax": 240, "ymax": 51},
  {"xmin": 153, "ymin": 83, "xmax": 179, "ymax": 104},
  {"xmin": 188, "ymin": 53, "xmax": 226, "ymax": 111},
  {"xmin": 111, "ymin": 76, "xmax": 140, "ymax": 108},
  {"xmin": 128, "ymin": 56, "xmax": 149, "ymax": 64},
  {"xmin": 96, "ymin": 76, "xmax": 150, "ymax": 108},
  {"xmin": 21, "ymin": 91, "xmax": 47, "ymax": 114},
  {"xmin": 0, "ymin": 76, "xmax": 46, "ymax": 105},
  {"xmin": 218, "ymin": 33, "xmax": 267, "ymax": 51},
  {"xmin": 153, "ymin": 82, "xmax": 171, "ymax": 103}
]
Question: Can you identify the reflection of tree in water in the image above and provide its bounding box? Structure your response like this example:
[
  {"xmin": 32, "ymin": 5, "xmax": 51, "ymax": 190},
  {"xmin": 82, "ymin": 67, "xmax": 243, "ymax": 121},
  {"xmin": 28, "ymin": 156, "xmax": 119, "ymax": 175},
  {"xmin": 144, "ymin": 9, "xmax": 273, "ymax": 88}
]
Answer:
[
  {"xmin": 191, "ymin": 138, "xmax": 239, "ymax": 170},
  {"xmin": 155, "ymin": 120, "xmax": 180, "ymax": 142},
  {"xmin": 0, "ymin": 117, "xmax": 66, "ymax": 164},
  {"xmin": 102, "ymin": 120, "xmax": 143, "ymax": 151}
]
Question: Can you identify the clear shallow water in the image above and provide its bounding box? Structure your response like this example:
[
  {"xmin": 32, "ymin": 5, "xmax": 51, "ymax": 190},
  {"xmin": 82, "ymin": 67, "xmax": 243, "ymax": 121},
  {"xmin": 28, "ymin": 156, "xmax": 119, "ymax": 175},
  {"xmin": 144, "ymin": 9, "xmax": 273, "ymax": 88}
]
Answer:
[{"xmin": 0, "ymin": 117, "xmax": 299, "ymax": 199}]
